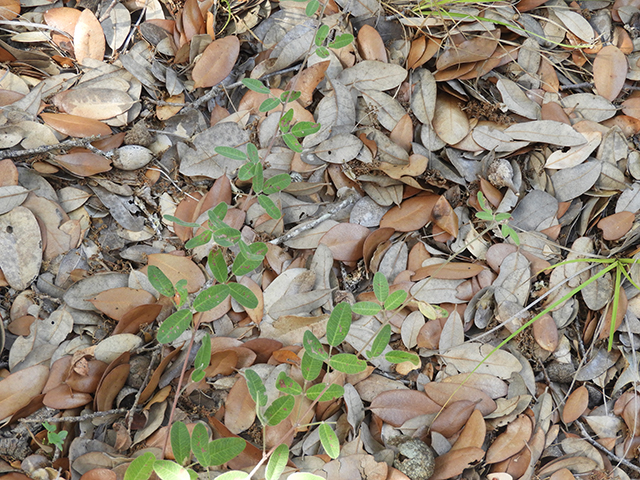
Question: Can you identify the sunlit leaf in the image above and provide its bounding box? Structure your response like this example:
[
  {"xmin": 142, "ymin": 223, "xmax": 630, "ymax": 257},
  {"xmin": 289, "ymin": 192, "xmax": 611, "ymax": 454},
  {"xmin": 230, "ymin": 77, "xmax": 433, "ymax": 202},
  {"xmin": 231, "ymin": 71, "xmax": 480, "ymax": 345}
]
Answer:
[
  {"xmin": 385, "ymin": 350, "xmax": 420, "ymax": 365},
  {"xmin": 351, "ymin": 301, "xmax": 381, "ymax": 316},
  {"xmin": 157, "ymin": 309, "xmax": 192, "ymax": 344},
  {"xmin": 245, "ymin": 368, "xmax": 267, "ymax": 406},
  {"xmin": 329, "ymin": 353, "xmax": 367, "ymax": 374},
  {"xmin": 208, "ymin": 437, "xmax": 246, "ymax": 466},
  {"xmin": 229, "ymin": 282, "xmax": 259, "ymax": 308},
  {"xmin": 367, "ymin": 324, "xmax": 390, "ymax": 359},
  {"xmin": 124, "ymin": 452, "xmax": 155, "ymax": 480},
  {"xmin": 384, "ymin": 290, "xmax": 407, "ymax": 310},
  {"xmin": 266, "ymin": 444, "xmax": 289, "ymax": 480},
  {"xmin": 305, "ymin": 383, "xmax": 344, "ymax": 402},
  {"xmin": 215, "ymin": 146, "xmax": 246, "ymax": 160},
  {"xmin": 147, "ymin": 265, "xmax": 175, "ymax": 298},
  {"xmin": 318, "ymin": 424, "xmax": 340, "ymax": 459},
  {"xmin": 194, "ymin": 284, "xmax": 230, "ymax": 312},
  {"xmin": 276, "ymin": 371, "xmax": 302, "ymax": 395},
  {"xmin": 264, "ymin": 395, "xmax": 295, "ymax": 426},
  {"xmin": 326, "ymin": 302, "xmax": 352, "ymax": 347}
]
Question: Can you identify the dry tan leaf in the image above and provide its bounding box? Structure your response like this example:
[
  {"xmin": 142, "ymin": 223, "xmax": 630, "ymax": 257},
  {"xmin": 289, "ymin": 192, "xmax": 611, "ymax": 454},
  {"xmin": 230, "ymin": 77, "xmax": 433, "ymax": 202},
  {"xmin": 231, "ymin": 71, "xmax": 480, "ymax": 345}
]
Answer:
[
  {"xmin": 389, "ymin": 114, "xmax": 413, "ymax": 152},
  {"xmin": 622, "ymin": 95, "xmax": 640, "ymax": 120},
  {"xmin": 538, "ymin": 57, "xmax": 560, "ymax": 93},
  {"xmin": 113, "ymin": 304, "xmax": 162, "ymax": 335},
  {"xmin": 53, "ymin": 89, "xmax": 135, "ymax": 120},
  {"xmin": 44, "ymin": 7, "xmax": 80, "ymax": 36},
  {"xmin": 593, "ymin": 45, "xmax": 627, "ymax": 101},
  {"xmin": 486, "ymin": 415, "xmax": 533, "ymax": 463},
  {"xmin": 436, "ymin": 31, "xmax": 499, "ymax": 71},
  {"xmin": 549, "ymin": 468, "xmax": 576, "ymax": 480},
  {"xmin": 156, "ymin": 94, "xmax": 184, "ymax": 121},
  {"xmin": 192, "ymin": 36, "xmax": 240, "ymax": 89},
  {"xmin": 43, "ymin": 384, "xmax": 93, "ymax": 409},
  {"xmin": 53, "ymin": 148, "xmax": 112, "ymax": 177},
  {"xmin": 40, "ymin": 113, "xmax": 112, "ymax": 138},
  {"xmin": 80, "ymin": 469, "xmax": 116, "ymax": 480},
  {"xmin": 181, "ymin": 0, "xmax": 204, "ymax": 42},
  {"xmin": 0, "ymin": 158, "xmax": 18, "ymax": 187},
  {"xmin": 289, "ymin": 61, "xmax": 329, "ymax": 107},
  {"xmin": 357, "ymin": 25, "xmax": 387, "ymax": 62},
  {"xmin": 597, "ymin": 211, "xmax": 634, "ymax": 240},
  {"xmin": 74, "ymin": 8, "xmax": 105, "ymax": 63},
  {"xmin": 319, "ymin": 223, "xmax": 370, "ymax": 262},
  {"xmin": 380, "ymin": 193, "xmax": 438, "ymax": 232},
  {"xmin": 432, "ymin": 195, "xmax": 458, "ymax": 237},
  {"xmin": 544, "ymin": 130, "xmax": 601, "ymax": 169},
  {"xmin": 562, "ymin": 386, "xmax": 588, "ymax": 424},
  {"xmin": 240, "ymin": 276, "xmax": 263, "ymax": 324},
  {"xmin": 423, "ymin": 382, "xmax": 496, "ymax": 415},
  {"xmin": 433, "ymin": 93, "xmax": 469, "ymax": 145},
  {"xmin": 412, "ymin": 262, "xmax": 485, "ymax": 281},
  {"xmin": 224, "ymin": 375, "xmax": 257, "ymax": 434},
  {"xmin": 147, "ymin": 253, "xmax": 205, "ymax": 293},
  {"xmin": 95, "ymin": 363, "xmax": 130, "ymax": 411},
  {"xmin": 430, "ymin": 400, "xmax": 476, "ymax": 437},
  {"xmin": 66, "ymin": 360, "xmax": 108, "ymax": 393},
  {"xmin": 0, "ymin": 364, "xmax": 48, "ymax": 421},
  {"xmin": 532, "ymin": 313, "xmax": 559, "ymax": 352},
  {"xmin": 370, "ymin": 390, "xmax": 440, "ymax": 426},
  {"xmin": 0, "ymin": 206, "xmax": 42, "ymax": 291}
]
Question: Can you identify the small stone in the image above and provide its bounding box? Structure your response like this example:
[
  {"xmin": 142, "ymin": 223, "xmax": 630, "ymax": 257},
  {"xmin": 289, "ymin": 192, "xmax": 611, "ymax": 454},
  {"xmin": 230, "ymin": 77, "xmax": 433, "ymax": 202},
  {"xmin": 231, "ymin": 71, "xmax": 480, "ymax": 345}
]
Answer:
[
  {"xmin": 388, "ymin": 436, "xmax": 436, "ymax": 480},
  {"xmin": 546, "ymin": 361, "xmax": 576, "ymax": 383},
  {"xmin": 124, "ymin": 121, "xmax": 153, "ymax": 146},
  {"xmin": 113, "ymin": 145, "xmax": 154, "ymax": 171}
]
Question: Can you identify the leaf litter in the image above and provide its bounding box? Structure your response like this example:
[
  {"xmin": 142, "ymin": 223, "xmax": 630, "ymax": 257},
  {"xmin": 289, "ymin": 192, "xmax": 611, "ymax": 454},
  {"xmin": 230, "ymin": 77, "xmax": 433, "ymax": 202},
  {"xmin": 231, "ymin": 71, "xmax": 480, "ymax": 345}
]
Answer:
[{"xmin": 0, "ymin": 0, "xmax": 640, "ymax": 478}]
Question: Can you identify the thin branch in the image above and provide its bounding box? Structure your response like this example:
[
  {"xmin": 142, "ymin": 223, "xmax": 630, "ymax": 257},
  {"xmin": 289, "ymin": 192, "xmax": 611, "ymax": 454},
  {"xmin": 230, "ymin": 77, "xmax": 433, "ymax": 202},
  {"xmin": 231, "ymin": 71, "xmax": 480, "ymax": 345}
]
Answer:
[
  {"xmin": 19, "ymin": 408, "xmax": 129, "ymax": 423},
  {"xmin": 1, "ymin": 135, "xmax": 112, "ymax": 159},
  {"xmin": 575, "ymin": 420, "xmax": 640, "ymax": 474}
]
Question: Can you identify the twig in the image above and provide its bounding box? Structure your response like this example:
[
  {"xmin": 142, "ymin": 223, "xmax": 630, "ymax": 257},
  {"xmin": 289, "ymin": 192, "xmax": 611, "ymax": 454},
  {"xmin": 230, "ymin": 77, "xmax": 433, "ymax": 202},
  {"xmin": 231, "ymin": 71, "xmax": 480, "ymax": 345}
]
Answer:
[
  {"xmin": 0, "ymin": 20, "xmax": 73, "ymax": 39},
  {"xmin": 575, "ymin": 420, "xmax": 640, "ymax": 474},
  {"xmin": 1, "ymin": 135, "xmax": 111, "ymax": 159},
  {"xmin": 559, "ymin": 82, "xmax": 593, "ymax": 91},
  {"xmin": 19, "ymin": 408, "xmax": 129, "ymax": 423},
  {"xmin": 270, "ymin": 191, "xmax": 360, "ymax": 245}
]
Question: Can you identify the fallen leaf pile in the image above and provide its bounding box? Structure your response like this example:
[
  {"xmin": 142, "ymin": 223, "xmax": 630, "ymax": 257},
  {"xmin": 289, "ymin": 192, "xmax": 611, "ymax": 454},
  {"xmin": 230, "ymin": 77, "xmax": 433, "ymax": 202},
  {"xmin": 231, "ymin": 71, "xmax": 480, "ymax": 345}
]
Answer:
[{"xmin": 1, "ymin": 0, "xmax": 640, "ymax": 479}]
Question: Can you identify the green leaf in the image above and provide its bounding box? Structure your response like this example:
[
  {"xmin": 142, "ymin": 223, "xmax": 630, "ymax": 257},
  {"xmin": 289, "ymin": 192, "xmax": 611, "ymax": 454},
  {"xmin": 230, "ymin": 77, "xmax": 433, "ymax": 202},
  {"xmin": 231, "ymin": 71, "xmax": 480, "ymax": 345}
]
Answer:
[
  {"xmin": 258, "ymin": 194, "xmax": 282, "ymax": 220},
  {"xmin": 245, "ymin": 368, "xmax": 268, "ymax": 406},
  {"xmin": 238, "ymin": 239, "xmax": 264, "ymax": 261},
  {"xmin": 266, "ymin": 444, "xmax": 289, "ymax": 480},
  {"xmin": 384, "ymin": 290, "xmax": 407, "ymax": 311},
  {"xmin": 147, "ymin": 265, "xmax": 175, "ymax": 298},
  {"xmin": 263, "ymin": 173, "xmax": 292, "ymax": 195},
  {"xmin": 194, "ymin": 284, "xmax": 230, "ymax": 312},
  {"xmin": 175, "ymin": 279, "xmax": 188, "ymax": 308},
  {"xmin": 253, "ymin": 161, "xmax": 265, "ymax": 193},
  {"xmin": 164, "ymin": 215, "xmax": 201, "ymax": 228},
  {"xmin": 305, "ymin": 383, "xmax": 344, "ymax": 402},
  {"xmin": 247, "ymin": 142, "xmax": 260, "ymax": 163},
  {"xmin": 291, "ymin": 121, "xmax": 320, "ymax": 138},
  {"xmin": 318, "ymin": 424, "xmax": 340, "ymax": 459},
  {"xmin": 260, "ymin": 97, "xmax": 281, "ymax": 113},
  {"xmin": 315, "ymin": 47, "xmax": 330, "ymax": 58},
  {"xmin": 264, "ymin": 395, "xmax": 295, "ymax": 426},
  {"xmin": 208, "ymin": 437, "xmax": 246, "ymax": 466},
  {"xmin": 283, "ymin": 133, "xmax": 303, "ymax": 153},
  {"xmin": 385, "ymin": 350, "xmax": 420, "ymax": 365},
  {"xmin": 211, "ymin": 202, "xmax": 228, "ymax": 221},
  {"xmin": 279, "ymin": 108, "xmax": 294, "ymax": 133},
  {"xmin": 367, "ymin": 324, "xmax": 390, "ymax": 359},
  {"xmin": 477, "ymin": 191, "xmax": 489, "ymax": 211},
  {"xmin": 157, "ymin": 309, "xmax": 192, "ymax": 344},
  {"xmin": 301, "ymin": 352, "xmax": 323, "ymax": 382},
  {"xmin": 191, "ymin": 423, "xmax": 211, "ymax": 467},
  {"xmin": 153, "ymin": 461, "xmax": 190, "ymax": 480},
  {"xmin": 229, "ymin": 282, "xmax": 258, "ymax": 309},
  {"xmin": 280, "ymin": 91, "xmax": 301, "ymax": 103},
  {"xmin": 124, "ymin": 452, "xmax": 156, "ymax": 480},
  {"xmin": 288, "ymin": 474, "xmax": 326, "ymax": 480},
  {"xmin": 187, "ymin": 470, "xmax": 197, "ymax": 480},
  {"xmin": 326, "ymin": 302, "xmax": 351, "ymax": 347},
  {"xmin": 215, "ymin": 146, "xmax": 246, "ymax": 161},
  {"xmin": 276, "ymin": 371, "xmax": 302, "ymax": 395},
  {"xmin": 328, "ymin": 33, "xmax": 354, "ymax": 49},
  {"xmin": 208, "ymin": 250, "xmax": 228, "ymax": 284},
  {"xmin": 494, "ymin": 213, "xmax": 511, "ymax": 222},
  {"xmin": 351, "ymin": 301, "xmax": 381, "ymax": 316},
  {"xmin": 238, "ymin": 163, "xmax": 255, "ymax": 181},
  {"xmin": 306, "ymin": 0, "xmax": 319, "ymax": 15},
  {"xmin": 303, "ymin": 330, "xmax": 329, "ymax": 361},
  {"xmin": 215, "ymin": 473, "xmax": 249, "ymax": 480},
  {"xmin": 373, "ymin": 272, "xmax": 389, "ymax": 303},
  {"xmin": 475, "ymin": 211, "xmax": 494, "ymax": 221},
  {"xmin": 232, "ymin": 254, "xmax": 263, "ymax": 276},
  {"xmin": 171, "ymin": 422, "xmax": 191, "ymax": 466},
  {"xmin": 242, "ymin": 78, "xmax": 270, "ymax": 94},
  {"xmin": 213, "ymin": 227, "xmax": 241, "ymax": 247},
  {"xmin": 315, "ymin": 25, "xmax": 329, "ymax": 46},
  {"xmin": 191, "ymin": 369, "xmax": 205, "ymax": 383},
  {"xmin": 194, "ymin": 333, "xmax": 211, "ymax": 373},
  {"xmin": 329, "ymin": 353, "xmax": 367, "ymax": 374},
  {"xmin": 185, "ymin": 230, "xmax": 212, "ymax": 249}
]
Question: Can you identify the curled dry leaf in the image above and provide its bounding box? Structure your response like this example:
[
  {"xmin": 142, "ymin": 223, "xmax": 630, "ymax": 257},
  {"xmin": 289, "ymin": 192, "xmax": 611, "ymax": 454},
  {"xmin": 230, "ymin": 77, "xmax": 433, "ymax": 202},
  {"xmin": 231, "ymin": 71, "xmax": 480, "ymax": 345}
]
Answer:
[
  {"xmin": 192, "ymin": 36, "xmax": 240, "ymax": 89},
  {"xmin": 562, "ymin": 385, "xmax": 588, "ymax": 424}
]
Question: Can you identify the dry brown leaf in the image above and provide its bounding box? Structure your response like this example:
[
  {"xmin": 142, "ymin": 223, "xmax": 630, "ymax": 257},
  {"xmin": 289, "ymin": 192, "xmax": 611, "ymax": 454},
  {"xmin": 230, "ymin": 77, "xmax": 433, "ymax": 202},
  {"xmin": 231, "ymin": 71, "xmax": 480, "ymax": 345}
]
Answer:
[
  {"xmin": 289, "ymin": 61, "xmax": 329, "ymax": 107},
  {"xmin": 485, "ymin": 415, "xmax": 533, "ymax": 464},
  {"xmin": 370, "ymin": 390, "xmax": 440, "ymax": 426},
  {"xmin": 74, "ymin": 8, "xmax": 105, "ymax": 63},
  {"xmin": 597, "ymin": 211, "xmax": 634, "ymax": 240},
  {"xmin": 622, "ymin": 96, "xmax": 640, "ymax": 120},
  {"xmin": 0, "ymin": 0, "xmax": 20, "ymax": 21},
  {"xmin": 240, "ymin": 276, "xmax": 264, "ymax": 324},
  {"xmin": 0, "ymin": 159, "xmax": 18, "ymax": 187},
  {"xmin": 593, "ymin": 45, "xmax": 627, "ymax": 101},
  {"xmin": 431, "ymin": 447, "xmax": 485, "ymax": 480},
  {"xmin": 532, "ymin": 313, "xmax": 559, "ymax": 352},
  {"xmin": 53, "ymin": 89, "xmax": 135, "ymax": 120},
  {"xmin": 113, "ymin": 304, "xmax": 163, "ymax": 335},
  {"xmin": 357, "ymin": 25, "xmax": 387, "ymax": 62},
  {"xmin": 156, "ymin": 94, "xmax": 185, "ymax": 121},
  {"xmin": 80, "ymin": 469, "xmax": 116, "ymax": 480},
  {"xmin": 380, "ymin": 193, "xmax": 438, "ymax": 232},
  {"xmin": 95, "ymin": 363, "xmax": 129, "ymax": 411},
  {"xmin": 43, "ymin": 384, "xmax": 92, "ymax": 409},
  {"xmin": 192, "ymin": 36, "xmax": 240, "ymax": 89},
  {"xmin": 412, "ymin": 262, "xmax": 485, "ymax": 281},
  {"xmin": 0, "ymin": 364, "xmax": 48, "ymax": 420},
  {"xmin": 147, "ymin": 253, "xmax": 205, "ymax": 293},
  {"xmin": 52, "ymin": 148, "xmax": 112, "ymax": 177},
  {"xmin": 319, "ymin": 223, "xmax": 370, "ymax": 262},
  {"xmin": 89, "ymin": 287, "xmax": 156, "ymax": 321},
  {"xmin": 432, "ymin": 195, "xmax": 458, "ymax": 237},
  {"xmin": 430, "ymin": 400, "xmax": 476, "ymax": 437},
  {"xmin": 181, "ymin": 0, "xmax": 205, "ymax": 42},
  {"xmin": 172, "ymin": 193, "xmax": 203, "ymax": 242},
  {"xmin": 562, "ymin": 386, "xmax": 589, "ymax": 424},
  {"xmin": 40, "ymin": 113, "xmax": 112, "ymax": 138},
  {"xmin": 66, "ymin": 360, "xmax": 108, "ymax": 393},
  {"xmin": 436, "ymin": 31, "xmax": 499, "ymax": 71},
  {"xmin": 224, "ymin": 375, "xmax": 256, "ymax": 434},
  {"xmin": 423, "ymin": 382, "xmax": 496, "ymax": 415}
]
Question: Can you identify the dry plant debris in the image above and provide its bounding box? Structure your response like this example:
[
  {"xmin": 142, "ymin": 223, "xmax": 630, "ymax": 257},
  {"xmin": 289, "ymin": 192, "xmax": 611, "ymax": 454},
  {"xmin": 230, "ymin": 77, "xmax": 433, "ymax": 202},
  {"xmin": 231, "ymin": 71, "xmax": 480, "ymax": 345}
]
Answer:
[{"xmin": 0, "ymin": 0, "xmax": 640, "ymax": 479}]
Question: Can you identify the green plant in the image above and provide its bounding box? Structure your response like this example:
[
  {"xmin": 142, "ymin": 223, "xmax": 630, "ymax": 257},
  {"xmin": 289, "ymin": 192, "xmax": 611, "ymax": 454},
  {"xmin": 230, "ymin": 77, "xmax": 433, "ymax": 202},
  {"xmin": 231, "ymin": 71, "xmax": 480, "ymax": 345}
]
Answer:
[
  {"xmin": 475, "ymin": 191, "xmax": 519, "ymax": 246},
  {"xmin": 43, "ymin": 422, "xmax": 67, "ymax": 451}
]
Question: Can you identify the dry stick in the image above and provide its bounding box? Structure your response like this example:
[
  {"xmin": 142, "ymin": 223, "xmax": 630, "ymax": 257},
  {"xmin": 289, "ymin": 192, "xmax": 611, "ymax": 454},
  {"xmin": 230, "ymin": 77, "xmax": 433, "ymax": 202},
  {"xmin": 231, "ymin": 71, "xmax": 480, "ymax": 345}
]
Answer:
[
  {"xmin": 1, "ymin": 135, "xmax": 110, "ymax": 159},
  {"xmin": 19, "ymin": 408, "xmax": 129, "ymax": 423},
  {"xmin": 575, "ymin": 420, "xmax": 640, "ymax": 474}
]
